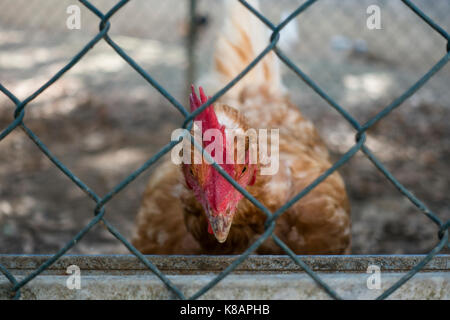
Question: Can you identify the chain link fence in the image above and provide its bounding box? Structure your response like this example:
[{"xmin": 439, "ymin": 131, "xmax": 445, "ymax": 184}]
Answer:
[{"xmin": 0, "ymin": 0, "xmax": 449, "ymax": 299}]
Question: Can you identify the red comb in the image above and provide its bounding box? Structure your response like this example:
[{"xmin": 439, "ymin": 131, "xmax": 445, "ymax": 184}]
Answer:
[
  {"xmin": 189, "ymin": 85, "xmax": 209, "ymax": 111},
  {"xmin": 190, "ymin": 86, "xmax": 236, "ymax": 186},
  {"xmin": 189, "ymin": 85, "xmax": 221, "ymax": 133}
]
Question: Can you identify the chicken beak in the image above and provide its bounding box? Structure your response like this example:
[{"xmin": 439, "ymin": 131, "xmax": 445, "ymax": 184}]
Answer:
[
  {"xmin": 209, "ymin": 214, "xmax": 233, "ymax": 243},
  {"xmin": 204, "ymin": 205, "xmax": 234, "ymax": 243}
]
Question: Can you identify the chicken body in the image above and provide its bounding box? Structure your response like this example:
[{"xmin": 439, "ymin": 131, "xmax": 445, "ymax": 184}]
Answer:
[{"xmin": 132, "ymin": 0, "xmax": 350, "ymax": 255}]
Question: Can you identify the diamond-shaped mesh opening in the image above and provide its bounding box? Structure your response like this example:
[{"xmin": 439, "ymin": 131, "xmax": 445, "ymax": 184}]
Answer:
[
  {"xmin": 0, "ymin": 0, "xmax": 449, "ymax": 300},
  {"xmin": 0, "ymin": 129, "xmax": 102, "ymax": 255}
]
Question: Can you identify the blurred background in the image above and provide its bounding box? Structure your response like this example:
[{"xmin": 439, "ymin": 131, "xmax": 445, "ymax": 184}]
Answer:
[{"xmin": 0, "ymin": 0, "xmax": 448, "ymax": 255}]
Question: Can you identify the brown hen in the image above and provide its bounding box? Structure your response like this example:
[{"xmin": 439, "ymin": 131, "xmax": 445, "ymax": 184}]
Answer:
[{"xmin": 132, "ymin": 0, "xmax": 350, "ymax": 255}]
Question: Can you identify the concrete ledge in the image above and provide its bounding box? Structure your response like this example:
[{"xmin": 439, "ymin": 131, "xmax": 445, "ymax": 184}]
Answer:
[{"xmin": 0, "ymin": 255, "xmax": 449, "ymax": 299}]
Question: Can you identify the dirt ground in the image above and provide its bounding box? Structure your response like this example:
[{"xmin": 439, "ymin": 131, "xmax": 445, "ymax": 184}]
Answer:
[{"xmin": 0, "ymin": 0, "xmax": 449, "ymax": 256}]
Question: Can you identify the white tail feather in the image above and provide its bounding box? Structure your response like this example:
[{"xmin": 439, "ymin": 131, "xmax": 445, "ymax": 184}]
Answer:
[{"xmin": 200, "ymin": 0, "xmax": 283, "ymax": 101}]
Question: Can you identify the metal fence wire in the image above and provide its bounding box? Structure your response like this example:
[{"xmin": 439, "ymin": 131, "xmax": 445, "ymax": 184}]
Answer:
[{"xmin": 0, "ymin": 0, "xmax": 449, "ymax": 300}]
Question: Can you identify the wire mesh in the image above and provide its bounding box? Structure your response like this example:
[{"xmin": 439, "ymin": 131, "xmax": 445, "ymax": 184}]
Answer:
[{"xmin": 0, "ymin": 0, "xmax": 449, "ymax": 300}]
